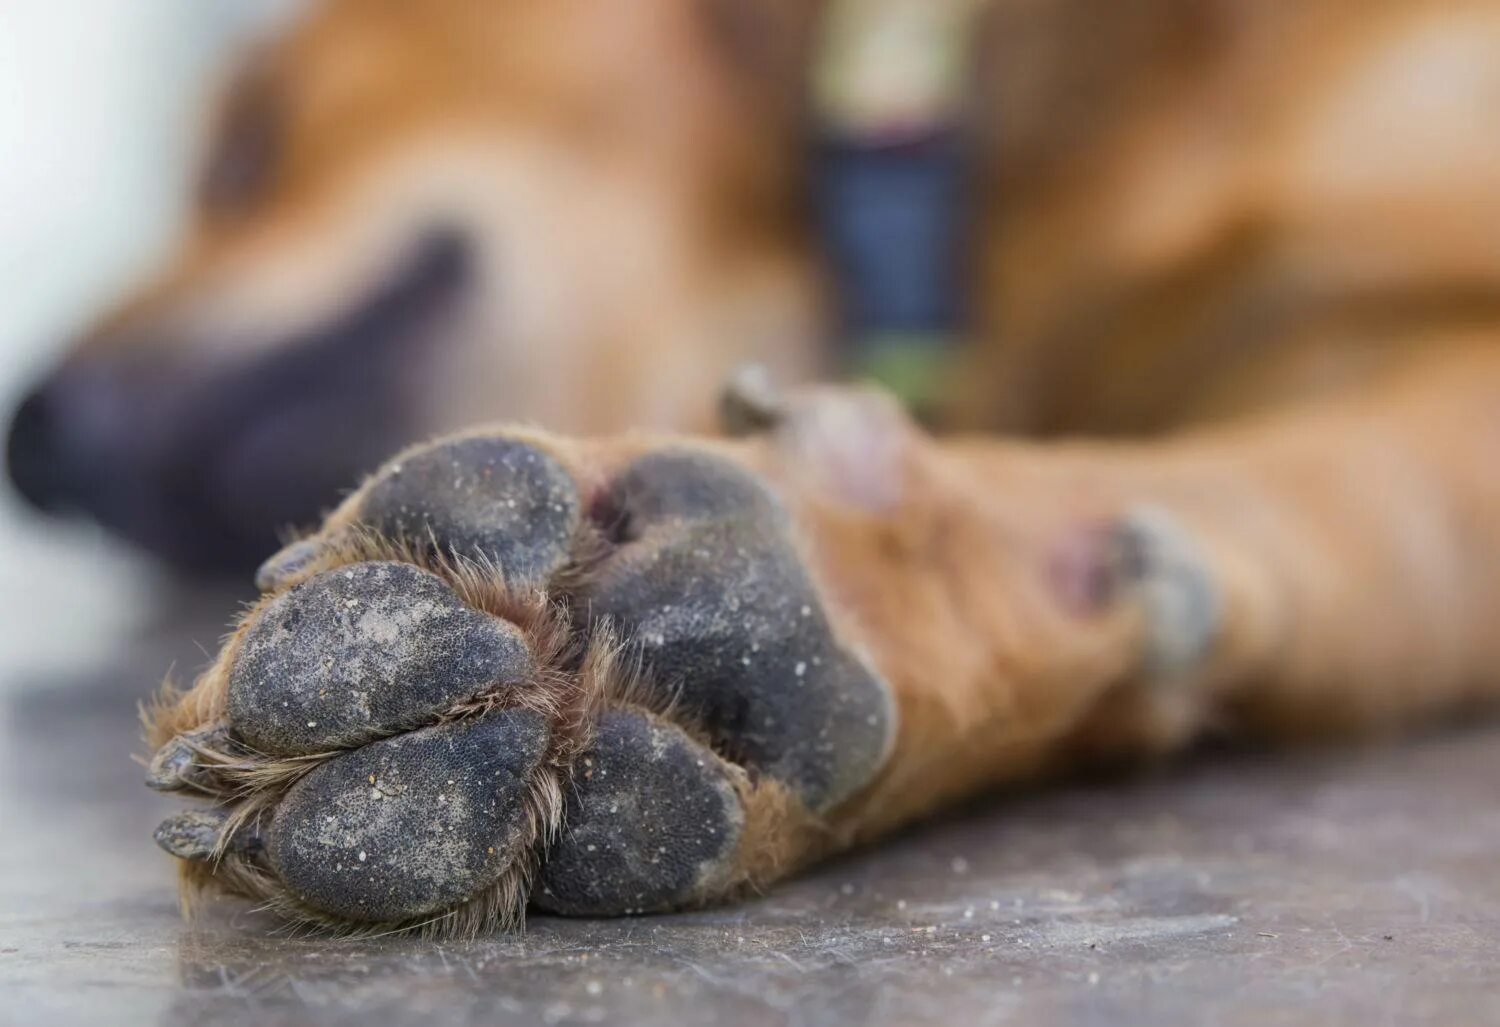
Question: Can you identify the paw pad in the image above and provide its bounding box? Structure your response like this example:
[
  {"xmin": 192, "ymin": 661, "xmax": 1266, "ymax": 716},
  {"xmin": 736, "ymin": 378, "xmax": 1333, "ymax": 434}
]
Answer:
[
  {"xmin": 147, "ymin": 433, "xmax": 894, "ymax": 934},
  {"xmin": 583, "ymin": 451, "xmax": 894, "ymax": 812},
  {"xmin": 359, "ymin": 436, "xmax": 580, "ymax": 585},
  {"xmin": 266, "ymin": 711, "xmax": 549, "ymax": 923},
  {"xmin": 229, "ymin": 562, "xmax": 534, "ymax": 755},
  {"xmin": 536, "ymin": 710, "xmax": 745, "ymax": 916}
]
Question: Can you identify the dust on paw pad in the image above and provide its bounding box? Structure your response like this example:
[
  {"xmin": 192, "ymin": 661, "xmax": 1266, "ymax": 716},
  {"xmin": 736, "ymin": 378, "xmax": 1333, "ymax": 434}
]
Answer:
[
  {"xmin": 227, "ymin": 561, "xmax": 537, "ymax": 755},
  {"xmin": 264, "ymin": 711, "xmax": 550, "ymax": 923},
  {"xmin": 146, "ymin": 432, "xmax": 898, "ymax": 934},
  {"xmin": 535, "ymin": 709, "xmax": 746, "ymax": 916},
  {"xmin": 579, "ymin": 450, "xmax": 896, "ymax": 813},
  {"xmin": 357, "ymin": 436, "xmax": 581, "ymax": 586}
]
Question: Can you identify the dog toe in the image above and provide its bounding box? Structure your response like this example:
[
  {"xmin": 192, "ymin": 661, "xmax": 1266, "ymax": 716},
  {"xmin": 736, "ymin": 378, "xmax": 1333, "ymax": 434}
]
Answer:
[
  {"xmin": 227, "ymin": 561, "xmax": 536, "ymax": 756},
  {"xmin": 357, "ymin": 435, "xmax": 581, "ymax": 587},
  {"xmin": 536, "ymin": 708, "xmax": 744, "ymax": 916},
  {"xmin": 265, "ymin": 710, "xmax": 550, "ymax": 923}
]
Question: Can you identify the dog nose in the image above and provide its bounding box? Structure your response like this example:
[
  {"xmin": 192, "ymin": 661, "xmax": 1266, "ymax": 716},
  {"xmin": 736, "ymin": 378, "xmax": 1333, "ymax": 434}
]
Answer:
[
  {"xmin": 415, "ymin": 227, "xmax": 471, "ymax": 288},
  {"xmin": 6, "ymin": 384, "xmax": 68, "ymax": 513},
  {"xmin": 7, "ymin": 370, "xmax": 131, "ymax": 517}
]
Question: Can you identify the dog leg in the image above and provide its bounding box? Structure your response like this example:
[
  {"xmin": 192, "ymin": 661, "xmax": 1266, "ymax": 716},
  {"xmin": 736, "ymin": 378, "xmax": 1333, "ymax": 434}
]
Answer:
[{"xmin": 145, "ymin": 351, "xmax": 1500, "ymax": 933}]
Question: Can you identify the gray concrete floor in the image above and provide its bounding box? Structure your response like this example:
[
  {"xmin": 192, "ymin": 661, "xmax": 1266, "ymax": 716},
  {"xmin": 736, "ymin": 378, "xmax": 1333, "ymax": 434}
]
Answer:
[{"xmin": 2, "ymin": 588, "xmax": 1499, "ymax": 1026}]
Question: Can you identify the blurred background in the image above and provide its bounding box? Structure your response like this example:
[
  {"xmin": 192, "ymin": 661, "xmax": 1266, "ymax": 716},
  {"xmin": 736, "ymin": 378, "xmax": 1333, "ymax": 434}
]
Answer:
[
  {"xmin": 0, "ymin": 0, "xmax": 297, "ymax": 673},
  {"xmin": 9, "ymin": 0, "xmax": 1500, "ymax": 617}
]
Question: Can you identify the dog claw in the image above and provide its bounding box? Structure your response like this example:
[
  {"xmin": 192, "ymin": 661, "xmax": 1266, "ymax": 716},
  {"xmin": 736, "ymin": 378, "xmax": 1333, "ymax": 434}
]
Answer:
[
  {"xmin": 718, "ymin": 364, "xmax": 787, "ymax": 436},
  {"xmin": 154, "ymin": 809, "xmax": 226, "ymax": 861},
  {"xmin": 1115, "ymin": 506, "xmax": 1221, "ymax": 676},
  {"xmin": 153, "ymin": 809, "xmax": 263, "ymax": 862},
  {"xmin": 145, "ymin": 723, "xmax": 232, "ymax": 792},
  {"xmin": 255, "ymin": 537, "xmax": 330, "ymax": 593}
]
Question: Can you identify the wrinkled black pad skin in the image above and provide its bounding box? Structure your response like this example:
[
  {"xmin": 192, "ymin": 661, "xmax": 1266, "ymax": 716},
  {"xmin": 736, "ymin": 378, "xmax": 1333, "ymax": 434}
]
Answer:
[
  {"xmin": 167, "ymin": 438, "xmax": 897, "ymax": 925},
  {"xmin": 582, "ymin": 451, "xmax": 893, "ymax": 812},
  {"xmin": 359, "ymin": 436, "xmax": 579, "ymax": 586},
  {"xmin": 229, "ymin": 562, "xmax": 533, "ymax": 755},
  {"xmin": 537, "ymin": 709, "xmax": 743, "ymax": 915},
  {"xmin": 267, "ymin": 711, "xmax": 548, "ymax": 922}
]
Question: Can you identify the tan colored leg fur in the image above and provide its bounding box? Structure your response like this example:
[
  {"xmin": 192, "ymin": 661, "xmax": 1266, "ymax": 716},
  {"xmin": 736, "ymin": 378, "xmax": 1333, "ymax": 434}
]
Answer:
[
  {"xmin": 734, "ymin": 344, "xmax": 1500, "ymax": 851},
  {"xmin": 148, "ymin": 345, "xmax": 1500, "ymax": 927}
]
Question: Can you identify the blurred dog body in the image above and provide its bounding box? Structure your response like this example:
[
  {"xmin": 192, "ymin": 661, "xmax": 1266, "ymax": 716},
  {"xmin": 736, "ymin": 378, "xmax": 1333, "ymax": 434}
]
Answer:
[
  {"xmin": 6, "ymin": 0, "xmax": 825, "ymax": 567},
  {"xmin": 8, "ymin": 0, "xmax": 1500, "ymax": 569},
  {"xmin": 962, "ymin": 0, "xmax": 1500, "ymax": 435}
]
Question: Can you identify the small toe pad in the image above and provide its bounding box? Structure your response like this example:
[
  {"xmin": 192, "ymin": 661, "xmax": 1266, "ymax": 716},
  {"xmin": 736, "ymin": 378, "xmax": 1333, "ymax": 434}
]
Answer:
[
  {"xmin": 536, "ymin": 710, "xmax": 744, "ymax": 916},
  {"xmin": 229, "ymin": 562, "xmax": 533, "ymax": 755},
  {"xmin": 358, "ymin": 436, "xmax": 580, "ymax": 586},
  {"xmin": 266, "ymin": 710, "xmax": 549, "ymax": 923}
]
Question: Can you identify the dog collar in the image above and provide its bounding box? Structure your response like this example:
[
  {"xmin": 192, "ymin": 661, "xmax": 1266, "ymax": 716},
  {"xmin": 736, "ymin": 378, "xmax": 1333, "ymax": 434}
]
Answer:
[{"xmin": 812, "ymin": 0, "xmax": 980, "ymax": 413}]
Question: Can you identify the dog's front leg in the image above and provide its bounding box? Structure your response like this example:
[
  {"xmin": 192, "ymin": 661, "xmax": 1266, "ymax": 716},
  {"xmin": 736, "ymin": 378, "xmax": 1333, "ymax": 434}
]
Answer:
[
  {"xmin": 819, "ymin": 348, "xmax": 1500, "ymax": 848},
  {"xmin": 143, "ymin": 353, "xmax": 1500, "ymax": 932}
]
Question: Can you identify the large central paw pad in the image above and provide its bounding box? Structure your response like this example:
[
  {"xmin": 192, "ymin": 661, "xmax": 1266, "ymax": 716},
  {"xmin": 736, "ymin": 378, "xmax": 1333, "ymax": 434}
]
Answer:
[{"xmin": 147, "ymin": 432, "xmax": 894, "ymax": 935}]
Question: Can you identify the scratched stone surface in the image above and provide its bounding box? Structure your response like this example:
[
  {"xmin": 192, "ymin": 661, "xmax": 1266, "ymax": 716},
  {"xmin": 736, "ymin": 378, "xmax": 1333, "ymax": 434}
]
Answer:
[{"xmin": 2, "ymin": 583, "xmax": 1499, "ymax": 1027}]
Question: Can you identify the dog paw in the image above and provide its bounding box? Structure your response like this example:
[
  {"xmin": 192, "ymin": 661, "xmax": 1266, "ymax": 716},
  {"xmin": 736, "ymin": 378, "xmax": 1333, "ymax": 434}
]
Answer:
[{"xmin": 146, "ymin": 432, "xmax": 894, "ymax": 934}]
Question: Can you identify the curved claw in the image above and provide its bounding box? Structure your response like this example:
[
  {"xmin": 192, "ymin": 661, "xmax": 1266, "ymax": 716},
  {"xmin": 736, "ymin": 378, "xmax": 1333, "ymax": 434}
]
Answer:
[
  {"xmin": 153, "ymin": 809, "xmax": 263, "ymax": 862},
  {"xmin": 145, "ymin": 724, "xmax": 233, "ymax": 792},
  {"xmin": 718, "ymin": 364, "xmax": 787, "ymax": 436},
  {"xmin": 255, "ymin": 536, "xmax": 332, "ymax": 593}
]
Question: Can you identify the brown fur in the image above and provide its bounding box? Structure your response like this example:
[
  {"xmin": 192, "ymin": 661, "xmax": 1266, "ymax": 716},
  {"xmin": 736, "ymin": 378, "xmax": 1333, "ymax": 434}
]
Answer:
[
  {"xmin": 125, "ymin": 0, "xmax": 1500, "ymax": 929},
  {"xmin": 24, "ymin": 0, "xmax": 1500, "ymax": 546},
  {"xmin": 704, "ymin": 348, "xmax": 1500, "ymax": 854},
  {"xmin": 959, "ymin": 0, "xmax": 1500, "ymax": 433},
  {"xmin": 77, "ymin": 0, "xmax": 825, "ymax": 437},
  {"xmin": 33, "ymin": 0, "xmax": 1500, "ymax": 492}
]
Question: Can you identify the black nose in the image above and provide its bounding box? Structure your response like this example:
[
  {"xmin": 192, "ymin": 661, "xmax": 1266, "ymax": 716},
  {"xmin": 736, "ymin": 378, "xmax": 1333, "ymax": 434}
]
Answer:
[{"xmin": 6, "ymin": 385, "xmax": 67, "ymax": 513}]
